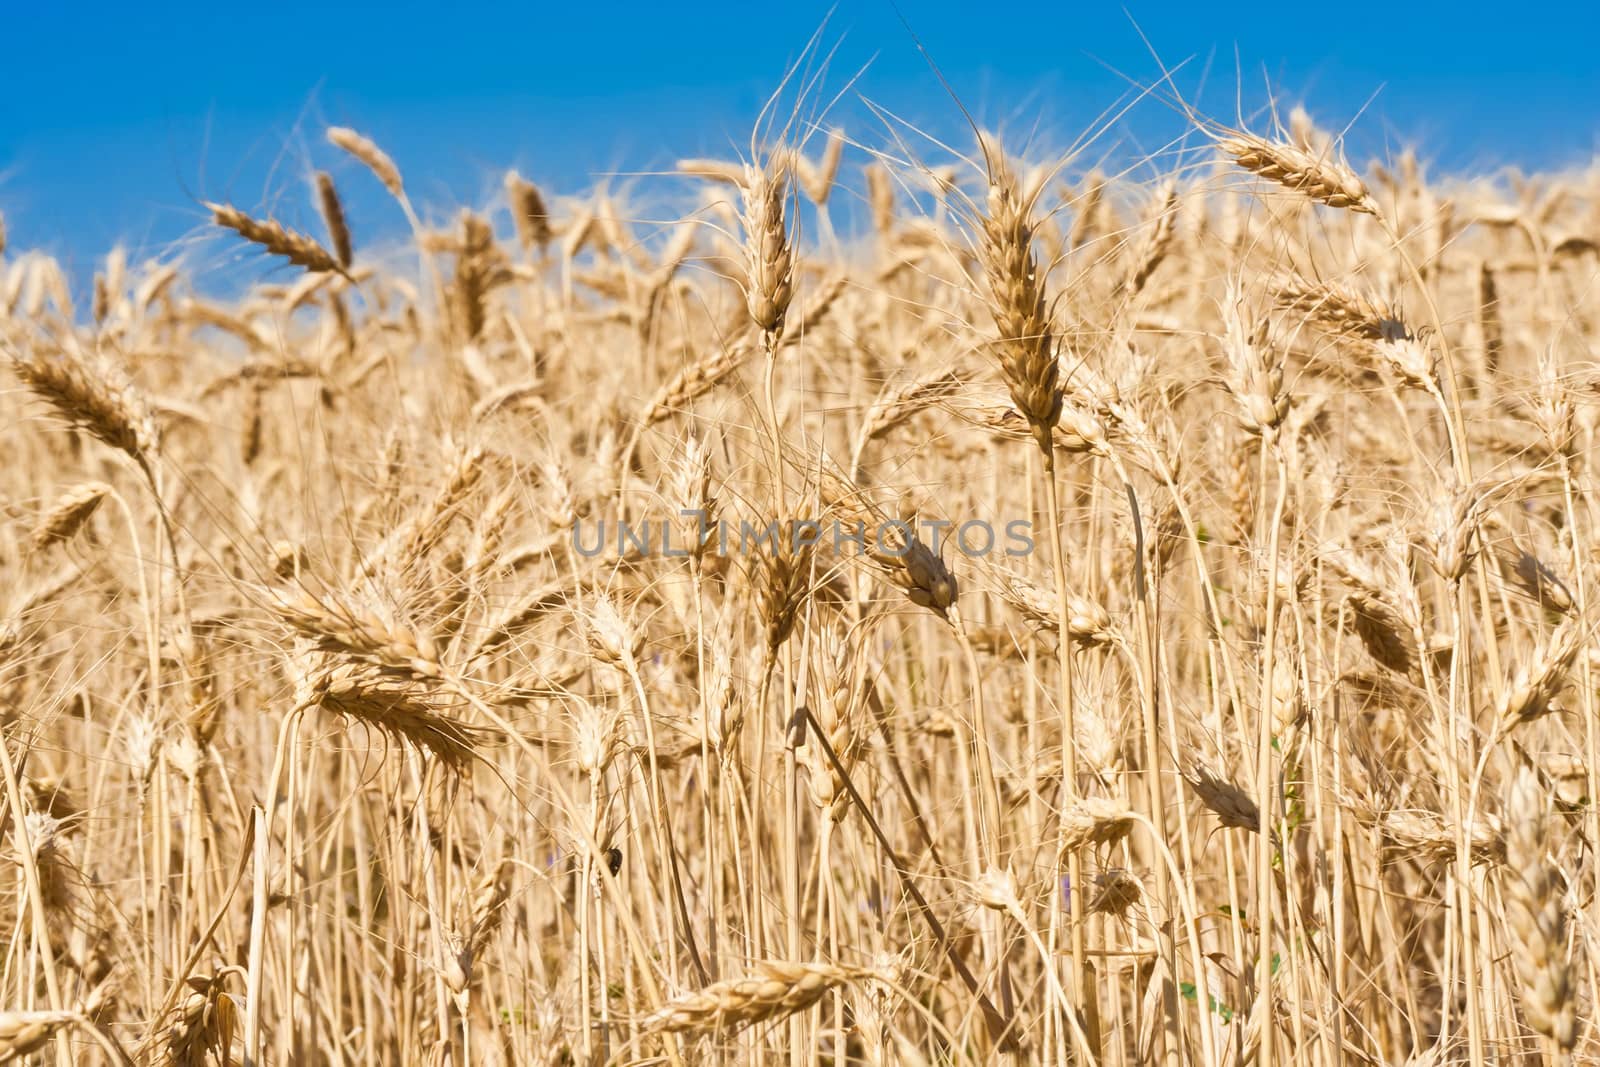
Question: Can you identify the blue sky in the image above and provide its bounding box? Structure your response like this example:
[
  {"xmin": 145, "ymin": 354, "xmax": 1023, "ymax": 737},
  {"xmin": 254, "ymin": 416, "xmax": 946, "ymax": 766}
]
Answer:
[{"xmin": 4, "ymin": 1, "xmax": 1597, "ymax": 273}]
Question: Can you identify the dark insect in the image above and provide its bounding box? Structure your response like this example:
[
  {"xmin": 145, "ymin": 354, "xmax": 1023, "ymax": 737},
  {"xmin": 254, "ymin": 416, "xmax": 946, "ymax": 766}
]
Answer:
[{"xmin": 605, "ymin": 848, "xmax": 623, "ymax": 877}]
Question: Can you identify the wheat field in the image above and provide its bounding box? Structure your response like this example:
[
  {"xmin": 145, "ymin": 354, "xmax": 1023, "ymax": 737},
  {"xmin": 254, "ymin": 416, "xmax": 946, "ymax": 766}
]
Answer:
[{"xmin": 0, "ymin": 79, "xmax": 1597, "ymax": 1067}]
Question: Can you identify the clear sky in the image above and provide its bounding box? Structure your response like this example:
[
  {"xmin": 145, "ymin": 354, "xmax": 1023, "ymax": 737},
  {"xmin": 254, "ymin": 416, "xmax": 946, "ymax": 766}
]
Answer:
[{"xmin": 4, "ymin": 1, "xmax": 1597, "ymax": 273}]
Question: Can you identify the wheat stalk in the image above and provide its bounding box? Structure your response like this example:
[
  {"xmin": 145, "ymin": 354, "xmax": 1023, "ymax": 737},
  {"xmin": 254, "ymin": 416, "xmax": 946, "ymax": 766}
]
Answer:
[
  {"xmin": 30, "ymin": 481, "xmax": 111, "ymax": 550},
  {"xmin": 8, "ymin": 342, "xmax": 159, "ymax": 471},
  {"xmin": 1217, "ymin": 130, "xmax": 1380, "ymax": 215},
  {"xmin": 643, "ymin": 961, "xmax": 873, "ymax": 1035},
  {"xmin": 1503, "ymin": 768, "xmax": 1580, "ymax": 1052},
  {"xmin": 327, "ymin": 126, "xmax": 405, "ymax": 198},
  {"xmin": 208, "ymin": 202, "xmax": 343, "ymax": 274},
  {"xmin": 315, "ymin": 171, "xmax": 354, "ymax": 268}
]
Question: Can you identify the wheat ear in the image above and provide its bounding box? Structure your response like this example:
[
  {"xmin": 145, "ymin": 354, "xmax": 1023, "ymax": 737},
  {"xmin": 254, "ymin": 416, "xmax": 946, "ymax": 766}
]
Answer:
[
  {"xmin": 208, "ymin": 203, "xmax": 342, "ymax": 274},
  {"xmin": 643, "ymin": 962, "xmax": 873, "ymax": 1035}
]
